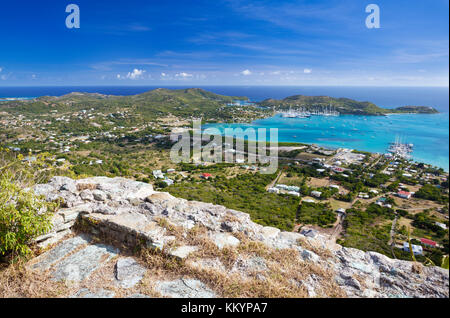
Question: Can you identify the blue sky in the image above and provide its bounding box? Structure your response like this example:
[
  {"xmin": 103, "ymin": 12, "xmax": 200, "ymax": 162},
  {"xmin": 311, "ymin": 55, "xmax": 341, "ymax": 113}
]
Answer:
[{"xmin": 0, "ymin": 0, "xmax": 448, "ymax": 86}]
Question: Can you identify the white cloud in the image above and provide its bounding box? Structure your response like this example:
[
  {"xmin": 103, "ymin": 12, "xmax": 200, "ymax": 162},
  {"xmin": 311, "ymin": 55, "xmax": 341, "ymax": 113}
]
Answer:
[
  {"xmin": 175, "ymin": 72, "xmax": 193, "ymax": 78},
  {"xmin": 303, "ymin": 68, "xmax": 312, "ymax": 74},
  {"xmin": 116, "ymin": 74, "xmax": 121, "ymax": 79},
  {"xmin": 0, "ymin": 67, "xmax": 2, "ymax": 73},
  {"xmin": 161, "ymin": 72, "xmax": 167, "ymax": 77},
  {"xmin": 241, "ymin": 69, "xmax": 252, "ymax": 75},
  {"xmin": 126, "ymin": 68, "xmax": 146, "ymax": 80}
]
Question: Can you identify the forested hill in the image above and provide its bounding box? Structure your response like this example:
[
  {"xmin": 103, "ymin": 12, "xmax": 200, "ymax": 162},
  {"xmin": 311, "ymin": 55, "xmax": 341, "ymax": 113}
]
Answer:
[
  {"xmin": 258, "ymin": 95, "xmax": 439, "ymax": 115},
  {"xmin": 0, "ymin": 88, "xmax": 248, "ymax": 119}
]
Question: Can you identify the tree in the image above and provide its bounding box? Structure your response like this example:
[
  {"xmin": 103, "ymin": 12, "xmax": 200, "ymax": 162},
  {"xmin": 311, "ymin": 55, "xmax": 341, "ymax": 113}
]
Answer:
[{"xmin": 0, "ymin": 172, "xmax": 56, "ymax": 260}]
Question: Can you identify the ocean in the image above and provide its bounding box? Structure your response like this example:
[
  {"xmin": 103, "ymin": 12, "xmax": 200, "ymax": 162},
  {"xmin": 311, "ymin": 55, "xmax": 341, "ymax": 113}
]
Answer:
[{"xmin": 0, "ymin": 86, "xmax": 448, "ymax": 170}]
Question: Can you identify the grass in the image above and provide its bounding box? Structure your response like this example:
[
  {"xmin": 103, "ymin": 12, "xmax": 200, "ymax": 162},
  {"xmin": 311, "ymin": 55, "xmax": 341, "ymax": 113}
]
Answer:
[
  {"xmin": 137, "ymin": 224, "xmax": 345, "ymax": 298},
  {"xmin": 0, "ymin": 262, "xmax": 70, "ymax": 298}
]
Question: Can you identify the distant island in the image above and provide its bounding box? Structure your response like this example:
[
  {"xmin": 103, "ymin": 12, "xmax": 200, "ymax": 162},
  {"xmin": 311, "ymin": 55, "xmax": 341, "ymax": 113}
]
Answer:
[
  {"xmin": 258, "ymin": 95, "xmax": 439, "ymax": 116},
  {"xmin": 0, "ymin": 88, "xmax": 439, "ymax": 122}
]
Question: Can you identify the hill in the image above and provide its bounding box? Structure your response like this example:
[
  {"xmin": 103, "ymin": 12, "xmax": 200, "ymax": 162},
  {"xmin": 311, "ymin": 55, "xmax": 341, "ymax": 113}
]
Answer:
[
  {"xmin": 258, "ymin": 95, "xmax": 439, "ymax": 116},
  {"xmin": 391, "ymin": 106, "xmax": 439, "ymax": 114},
  {"xmin": 0, "ymin": 88, "xmax": 248, "ymax": 119}
]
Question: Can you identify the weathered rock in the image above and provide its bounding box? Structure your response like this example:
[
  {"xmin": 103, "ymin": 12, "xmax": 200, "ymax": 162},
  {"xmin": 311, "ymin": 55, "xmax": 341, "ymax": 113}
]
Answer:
[
  {"xmin": 79, "ymin": 189, "xmax": 94, "ymax": 201},
  {"xmin": 114, "ymin": 257, "xmax": 147, "ymax": 288},
  {"xmin": 300, "ymin": 249, "xmax": 320, "ymax": 263},
  {"xmin": 52, "ymin": 243, "xmax": 118, "ymax": 282},
  {"xmin": 261, "ymin": 226, "xmax": 280, "ymax": 239},
  {"xmin": 37, "ymin": 229, "xmax": 73, "ymax": 249},
  {"xmin": 32, "ymin": 235, "xmax": 91, "ymax": 270},
  {"xmin": 231, "ymin": 256, "xmax": 267, "ymax": 277},
  {"xmin": 169, "ymin": 246, "xmax": 198, "ymax": 260},
  {"xmin": 92, "ymin": 190, "xmax": 108, "ymax": 201},
  {"xmin": 155, "ymin": 279, "xmax": 217, "ymax": 298},
  {"xmin": 72, "ymin": 288, "xmax": 115, "ymax": 298},
  {"xmin": 211, "ymin": 233, "xmax": 240, "ymax": 249}
]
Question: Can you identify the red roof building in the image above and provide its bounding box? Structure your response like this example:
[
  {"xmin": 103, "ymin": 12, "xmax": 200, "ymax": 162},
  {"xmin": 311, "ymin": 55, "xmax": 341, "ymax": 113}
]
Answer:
[
  {"xmin": 420, "ymin": 238, "xmax": 437, "ymax": 247},
  {"xmin": 201, "ymin": 173, "xmax": 212, "ymax": 179},
  {"xmin": 397, "ymin": 191, "xmax": 412, "ymax": 199}
]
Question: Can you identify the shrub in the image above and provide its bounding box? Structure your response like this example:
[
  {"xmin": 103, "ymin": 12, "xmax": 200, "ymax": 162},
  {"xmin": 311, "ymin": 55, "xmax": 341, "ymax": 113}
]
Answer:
[{"xmin": 0, "ymin": 173, "xmax": 57, "ymax": 260}]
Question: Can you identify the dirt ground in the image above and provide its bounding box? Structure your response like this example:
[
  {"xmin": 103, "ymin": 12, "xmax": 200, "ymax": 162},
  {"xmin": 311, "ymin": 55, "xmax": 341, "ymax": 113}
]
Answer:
[{"xmin": 307, "ymin": 177, "xmax": 330, "ymax": 188}]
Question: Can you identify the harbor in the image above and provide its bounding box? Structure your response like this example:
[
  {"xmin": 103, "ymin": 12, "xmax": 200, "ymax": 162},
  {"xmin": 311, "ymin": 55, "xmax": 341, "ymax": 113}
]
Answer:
[{"xmin": 278, "ymin": 104, "xmax": 340, "ymax": 118}]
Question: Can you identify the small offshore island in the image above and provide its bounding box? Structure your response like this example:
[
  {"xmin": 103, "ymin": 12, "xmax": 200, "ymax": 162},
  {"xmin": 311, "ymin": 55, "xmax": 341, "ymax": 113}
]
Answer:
[{"xmin": 0, "ymin": 88, "xmax": 448, "ymax": 275}]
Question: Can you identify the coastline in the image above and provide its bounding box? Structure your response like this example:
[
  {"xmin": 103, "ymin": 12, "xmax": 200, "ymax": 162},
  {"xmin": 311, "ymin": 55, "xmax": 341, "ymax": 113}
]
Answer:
[{"xmin": 204, "ymin": 112, "xmax": 449, "ymax": 171}]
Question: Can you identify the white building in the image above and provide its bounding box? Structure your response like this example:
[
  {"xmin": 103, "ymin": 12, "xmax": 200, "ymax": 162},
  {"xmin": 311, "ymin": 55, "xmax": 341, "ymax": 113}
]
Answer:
[
  {"xmin": 268, "ymin": 187, "xmax": 280, "ymax": 194},
  {"xmin": 435, "ymin": 222, "xmax": 447, "ymax": 230},
  {"xmin": 153, "ymin": 170, "xmax": 164, "ymax": 179},
  {"xmin": 311, "ymin": 191, "xmax": 322, "ymax": 198},
  {"xmin": 402, "ymin": 242, "xmax": 423, "ymax": 256}
]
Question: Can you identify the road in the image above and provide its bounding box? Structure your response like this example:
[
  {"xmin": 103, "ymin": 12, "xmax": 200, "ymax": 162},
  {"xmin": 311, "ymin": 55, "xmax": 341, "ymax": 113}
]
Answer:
[
  {"xmin": 388, "ymin": 214, "xmax": 398, "ymax": 246},
  {"xmin": 329, "ymin": 213, "xmax": 345, "ymax": 242},
  {"xmin": 266, "ymin": 170, "xmax": 283, "ymax": 190}
]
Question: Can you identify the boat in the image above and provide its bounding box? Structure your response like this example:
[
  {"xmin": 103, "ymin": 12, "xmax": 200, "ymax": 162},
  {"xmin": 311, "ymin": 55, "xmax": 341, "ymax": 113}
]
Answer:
[{"xmin": 387, "ymin": 136, "xmax": 413, "ymax": 159}]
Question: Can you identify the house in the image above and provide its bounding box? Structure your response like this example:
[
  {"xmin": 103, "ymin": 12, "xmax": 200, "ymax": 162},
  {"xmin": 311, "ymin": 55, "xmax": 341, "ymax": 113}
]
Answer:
[
  {"xmin": 420, "ymin": 238, "xmax": 437, "ymax": 248},
  {"xmin": 435, "ymin": 222, "xmax": 447, "ymax": 230},
  {"xmin": 358, "ymin": 192, "xmax": 369, "ymax": 199},
  {"xmin": 403, "ymin": 242, "xmax": 423, "ymax": 256},
  {"xmin": 397, "ymin": 191, "xmax": 412, "ymax": 199},
  {"xmin": 369, "ymin": 189, "xmax": 379, "ymax": 194},
  {"xmin": 153, "ymin": 170, "xmax": 164, "ymax": 179},
  {"xmin": 336, "ymin": 208, "xmax": 346, "ymax": 215},
  {"xmin": 267, "ymin": 187, "xmax": 279, "ymax": 194},
  {"xmin": 311, "ymin": 191, "xmax": 322, "ymax": 198},
  {"xmin": 329, "ymin": 185, "xmax": 340, "ymax": 190},
  {"xmin": 162, "ymin": 178, "xmax": 174, "ymax": 186},
  {"xmin": 201, "ymin": 173, "xmax": 212, "ymax": 179},
  {"xmin": 287, "ymin": 191, "xmax": 300, "ymax": 197},
  {"xmin": 302, "ymin": 198, "xmax": 316, "ymax": 203},
  {"xmin": 166, "ymin": 168, "xmax": 176, "ymax": 174}
]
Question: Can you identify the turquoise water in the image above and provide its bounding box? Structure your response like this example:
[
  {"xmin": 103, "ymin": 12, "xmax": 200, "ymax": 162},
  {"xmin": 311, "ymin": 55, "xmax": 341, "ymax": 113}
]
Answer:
[{"xmin": 204, "ymin": 113, "xmax": 449, "ymax": 171}]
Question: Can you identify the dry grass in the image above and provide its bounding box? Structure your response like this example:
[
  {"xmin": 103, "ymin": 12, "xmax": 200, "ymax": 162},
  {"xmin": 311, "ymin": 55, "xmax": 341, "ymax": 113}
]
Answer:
[
  {"xmin": 135, "ymin": 224, "xmax": 345, "ymax": 298},
  {"xmin": 76, "ymin": 183, "xmax": 97, "ymax": 191},
  {"xmin": 296, "ymin": 236, "xmax": 334, "ymax": 259},
  {"xmin": 0, "ymin": 262, "xmax": 70, "ymax": 298}
]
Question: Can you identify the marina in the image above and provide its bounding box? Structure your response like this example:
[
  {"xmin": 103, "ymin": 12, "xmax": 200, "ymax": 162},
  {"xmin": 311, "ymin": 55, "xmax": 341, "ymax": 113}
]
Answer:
[{"xmin": 278, "ymin": 104, "xmax": 340, "ymax": 118}]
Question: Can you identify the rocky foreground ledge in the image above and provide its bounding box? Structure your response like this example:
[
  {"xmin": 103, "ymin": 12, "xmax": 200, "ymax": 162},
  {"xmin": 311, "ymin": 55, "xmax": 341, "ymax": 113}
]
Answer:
[{"xmin": 27, "ymin": 176, "xmax": 449, "ymax": 298}]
